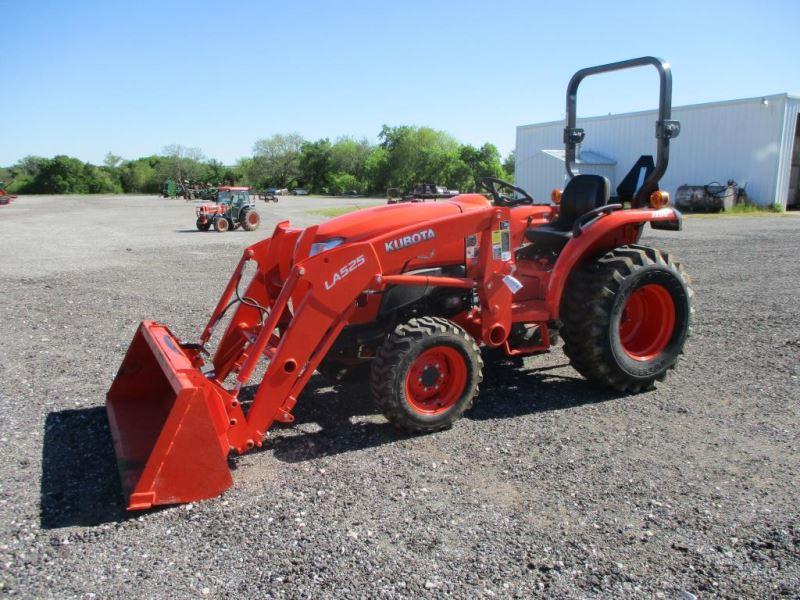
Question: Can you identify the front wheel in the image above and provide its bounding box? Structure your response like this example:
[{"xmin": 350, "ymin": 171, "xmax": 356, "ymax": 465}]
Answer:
[
  {"xmin": 213, "ymin": 216, "xmax": 230, "ymax": 232},
  {"xmin": 196, "ymin": 218, "xmax": 210, "ymax": 231},
  {"xmin": 560, "ymin": 244, "xmax": 693, "ymax": 392},
  {"xmin": 371, "ymin": 317, "xmax": 483, "ymax": 433}
]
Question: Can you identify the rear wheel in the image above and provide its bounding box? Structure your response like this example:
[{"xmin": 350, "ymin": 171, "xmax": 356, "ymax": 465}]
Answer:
[
  {"xmin": 241, "ymin": 208, "xmax": 261, "ymax": 231},
  {"xmin": 213, "ymin": 216, "xmax": 229, "ymax": 232},
  {"xmin": 196, "ymin": 218, "xmax": 210, "ymax": 231},
  {"xmin": 561, "ymin": 244, "xmax": 693, "ymax": 392},
  {"xmin": 371, "ymin": 317, "xmax": 483, "ymax": 432}
]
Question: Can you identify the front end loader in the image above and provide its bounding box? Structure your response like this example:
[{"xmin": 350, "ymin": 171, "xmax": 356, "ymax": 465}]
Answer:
[{"xmin": 108, "ymin": 57, "xmax": 692, "ymax": 510}]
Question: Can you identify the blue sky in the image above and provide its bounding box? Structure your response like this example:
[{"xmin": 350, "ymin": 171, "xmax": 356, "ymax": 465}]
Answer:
[{"xmin": 1, "ymin": 0, "xmax": 798, "ymax": 165}]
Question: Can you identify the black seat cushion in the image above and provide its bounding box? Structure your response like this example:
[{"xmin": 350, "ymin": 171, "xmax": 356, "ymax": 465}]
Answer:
[
  {"xmin": 525, "ymin": 174, "xmax": 610, "ymax": 247},
  {"xmin": 523, "ymin": 224, "xmax": 573, "ymax": 247}
]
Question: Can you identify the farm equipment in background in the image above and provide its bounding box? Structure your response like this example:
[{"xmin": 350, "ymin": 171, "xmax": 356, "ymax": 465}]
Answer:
[
  {"xmin": 674, "ymin": 180, "xmax": 746, "ymax": 212},
  {"xmin": 0, "ymin": 182, "xmax": 16, "ymax": 205},
  {"xmin": 195, "ymin": 185, "xmax": 219, "ymax": 201},
  {"xmin": 162, "ymin": 180, "xmax": 178, "ymax": 198},
  {"xmin": 195, "ymin": 186, "xmax": 260, "ymax": 231},
  {"xmin": 255, "ymin": 188, "xmax": 280, "ymax": 203},
  {"xmin": 164, "ymin": 180, "xmax": 223, "ymax": 201},
  {"xmin": 387, "ymin": 183, "xmax": 460, "ymax": 204},
  {"xmin": 108, "ymin": 56, "xmax": 692, "ymax": 510}
]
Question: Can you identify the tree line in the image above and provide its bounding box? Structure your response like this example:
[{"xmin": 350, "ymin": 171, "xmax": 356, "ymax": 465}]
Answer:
[{"xmin": 0, "ymin": 126, "xmax": 515, "ymax": 196}]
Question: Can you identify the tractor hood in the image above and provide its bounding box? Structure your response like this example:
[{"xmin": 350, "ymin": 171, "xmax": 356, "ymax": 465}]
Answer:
[{"xmin": 314, "ymin": 194, "xmax": 490, "ymax": 243}]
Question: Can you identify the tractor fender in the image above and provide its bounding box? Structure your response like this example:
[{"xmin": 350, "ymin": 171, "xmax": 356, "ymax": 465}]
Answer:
[{"xmin": 546, "ymin": 207, "xmax": 681, "ymax": 318}]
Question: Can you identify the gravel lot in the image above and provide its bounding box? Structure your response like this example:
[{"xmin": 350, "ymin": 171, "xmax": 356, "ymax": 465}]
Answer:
[{"xmin": 1, "ymin": 195, "xmax": 798, "ymax": 598}]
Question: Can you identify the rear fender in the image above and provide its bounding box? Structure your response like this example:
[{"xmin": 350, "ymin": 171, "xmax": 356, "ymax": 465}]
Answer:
[{"xmin": 546, "ymin": 207, "xmax": 681, "ymax": 318}]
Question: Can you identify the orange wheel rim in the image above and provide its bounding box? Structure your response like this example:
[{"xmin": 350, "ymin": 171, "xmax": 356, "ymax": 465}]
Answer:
[
  {"xmin": 405, "ymin": 346, "xmax": 467, "ymax": 415},
  {"xmin": 619, "ymin": 284, "xmax": 676, "ymax": 361}
]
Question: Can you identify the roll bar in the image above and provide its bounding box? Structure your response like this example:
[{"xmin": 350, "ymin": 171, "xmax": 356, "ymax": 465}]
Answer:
[{"xmin": 564, "ymin": 56, "xmax": 680, "ymax": 207}]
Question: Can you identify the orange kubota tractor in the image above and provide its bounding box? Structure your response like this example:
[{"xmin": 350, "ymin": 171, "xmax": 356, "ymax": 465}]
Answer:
[{"xmin": 108, "ymin": 57, "xmax": 692, "ymax": 510}]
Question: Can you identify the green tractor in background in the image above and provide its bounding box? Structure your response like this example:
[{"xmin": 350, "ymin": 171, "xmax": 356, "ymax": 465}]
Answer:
[
  {"xmin": 195, "ymin": 186, "xmax": 261, "ymax": 232},
  {"xmin": 162, "ymin": 179, "xmax": 178, "ymax": 198}
]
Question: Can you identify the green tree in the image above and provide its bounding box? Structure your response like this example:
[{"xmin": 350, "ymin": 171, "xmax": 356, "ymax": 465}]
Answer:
[
  {"xmin": 17, "ymin": 155, "xmax": 49, "ymax": 177},
  {"xmin": 503, "ymin": 150, "xmax": 515, "ymax": 179},
  {"xmin": 299, "ymin": 138, "xmax": 333, "ymax": 193},
  {"xmin": 158, "ymin": 145, "xmax": 206, "ymax": 182},
  {"xmin": 119, "ymin": 157, "xmax": 160, "ymax": 193},
  {"xmin": 459, "ymin": 143, "xmax": 506, "ymax": 191},
  {"xmin": 377, "ymin": 125, "xmax": 470, "ymax": 191},
  {"xmin": 363, "ymin": 146, "xmax": 390, "ymax": 192},
  {"xmin": 251, "ymin": 133, "xmax": 304, "ymax": 188},
  {"xmin": 330, "ymin": 137, "xmax": 373, "ymax": 179},
  {"xmin": 104, "ymin": 152, "xmax": 123, "ymax": 168},
  {"xmin": 24, "ymin": 155, "xmax": 120, "ymax": 194},
  {"xmin": 201, "ymin": 159, "xmax": 229, "ymax": 185},
  {"xmin": 328, "ymin": 172, "xmax": 365, "ymax": 195}
]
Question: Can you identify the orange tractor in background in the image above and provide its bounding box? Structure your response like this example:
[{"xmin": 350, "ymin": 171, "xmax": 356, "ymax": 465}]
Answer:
[
  {"xmin": 0, "ymin": 182, "xmax": 16, "ymax": 205},
  {"xmin": 108, "ymin": 57, "xmax": 692, "ymax": 510},
  {"xmin": 195, "ymin": 186, "xmax": 261, "ymax": 232}
]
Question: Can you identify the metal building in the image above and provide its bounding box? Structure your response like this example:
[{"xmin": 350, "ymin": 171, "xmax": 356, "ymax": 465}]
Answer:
[{"xmin": 516, "ymin": 93, "xmax": 800, "ymax": 208}]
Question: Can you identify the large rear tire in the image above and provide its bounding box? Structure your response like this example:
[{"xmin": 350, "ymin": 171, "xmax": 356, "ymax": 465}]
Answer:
[
  {"xmin": 241, "ymin": 208, "xmax": 261, "ymax": 231},
  {"xmin": 560, "ymin": 244, "xmax": 693, "ymax": 392},
  {"xmin": 371, "ymin": 317, "xmax": 483, "ymax": 433}
]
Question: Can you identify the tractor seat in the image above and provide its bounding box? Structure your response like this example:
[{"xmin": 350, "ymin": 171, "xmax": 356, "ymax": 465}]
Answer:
[{"xmin": 525, "ymin": 174, "xmax": 610, "ymax": 248}]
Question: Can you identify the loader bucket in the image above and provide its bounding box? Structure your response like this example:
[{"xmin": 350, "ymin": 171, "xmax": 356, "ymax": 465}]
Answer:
[{"xmin": 106, "ymin": 321, "xmax": 233, "ymax": 510}]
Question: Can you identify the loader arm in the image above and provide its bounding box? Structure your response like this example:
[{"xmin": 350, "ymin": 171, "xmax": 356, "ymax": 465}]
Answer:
[
  {"xmin": 106, "ymin": 203, "xmax": 519, "ymax": 510},
  {"xmin": 215, "ymin": 205, "xmax": 513, "ymax": 452}
]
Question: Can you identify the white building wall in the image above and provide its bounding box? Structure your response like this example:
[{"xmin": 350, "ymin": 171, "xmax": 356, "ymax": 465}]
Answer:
[
  {"xmin": 516, "ymin": 94, "xmax": 799, "ymax": 207},
  {"xmin": 776, "ymin": 96, "xmax": 800, "ymax": 207}
]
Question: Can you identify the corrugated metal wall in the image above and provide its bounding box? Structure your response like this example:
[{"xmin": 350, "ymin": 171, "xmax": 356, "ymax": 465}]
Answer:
[
  {"xmin": 776, "ymin": 96, "xmax": 800, "ymax": 207},
  {"xmin": 516, "ymin": 94, "xmax": 799, "ymax": 207}
]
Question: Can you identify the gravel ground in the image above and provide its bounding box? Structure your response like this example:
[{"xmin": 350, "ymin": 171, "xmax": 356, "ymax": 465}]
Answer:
[{"xmin": 1, "ymin": 195, "xmax": 798, "ymax": 598}]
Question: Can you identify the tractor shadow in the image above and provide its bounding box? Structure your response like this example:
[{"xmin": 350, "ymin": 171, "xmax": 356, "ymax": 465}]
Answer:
[
  {"xmin": 235, "ymin": 358, "xmax": 623, "ymax": 466},
  {"xmin": 467, "ymin": 355, "xmax": 624, "ymax": 420},
  {"xmin": 232, "ymin": 376, "xmax": 397, "ymax": 466},
  {"xmin": 40, "ymin": 407, "xmax": 130, "ymax": 529}
]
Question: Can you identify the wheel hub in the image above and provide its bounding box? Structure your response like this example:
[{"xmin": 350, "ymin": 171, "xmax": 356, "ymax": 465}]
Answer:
[
  {"xmin": 619, "ymin": 283, "xmax": 676, "ymax": 361},
  {"xmin": 405, "ymin": 346, "xmax": 468, "ymax": 415},
  {"xmin": 419, "ymin": 365, "xmax": 441, "ymax": 388}
]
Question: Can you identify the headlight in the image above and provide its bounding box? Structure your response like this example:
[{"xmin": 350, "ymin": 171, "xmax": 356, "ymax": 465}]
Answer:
[{"xmin": 309, "ymin": 237, "xmax": 345, "ymax": 256}]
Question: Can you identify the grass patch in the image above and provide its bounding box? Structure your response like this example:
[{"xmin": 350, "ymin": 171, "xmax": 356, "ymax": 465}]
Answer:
[
  {"xmin": 686, "ymin": 202, "xmax": 794, "ymax": 218},
  {"xmin": 307, "ymin": 205, "xmax": 368, "ymax": 218},
  {"xmin": 727, "ymin": 202, "xmax": 784, "ymax": 214}
]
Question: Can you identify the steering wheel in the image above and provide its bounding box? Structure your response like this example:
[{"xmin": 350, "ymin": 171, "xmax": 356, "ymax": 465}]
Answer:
[{"xmin": 478, "ymin": 177, "xmax": 534, "ymax": 207}]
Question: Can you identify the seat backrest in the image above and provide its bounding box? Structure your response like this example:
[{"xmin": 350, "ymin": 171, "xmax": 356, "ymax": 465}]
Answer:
[{"xmin": 554, "ymin": 174, "xmax": 610, "ymax": 230}]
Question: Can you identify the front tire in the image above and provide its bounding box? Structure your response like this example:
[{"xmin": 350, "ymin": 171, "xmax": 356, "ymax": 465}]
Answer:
[
  {"xmin": 196, "ymin": 218, "xmax": 211, "ymax": 231},
  {"xmin": 213, "ymin": 216, "xmax": 229, "ymax": 232},
  {"xmin": 561, "ymin": 244, "xmax": 693, "ymax": 392},
  {"xmin": 371, "ymin": 317, "xmax": 483, "ymax": 433}
]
